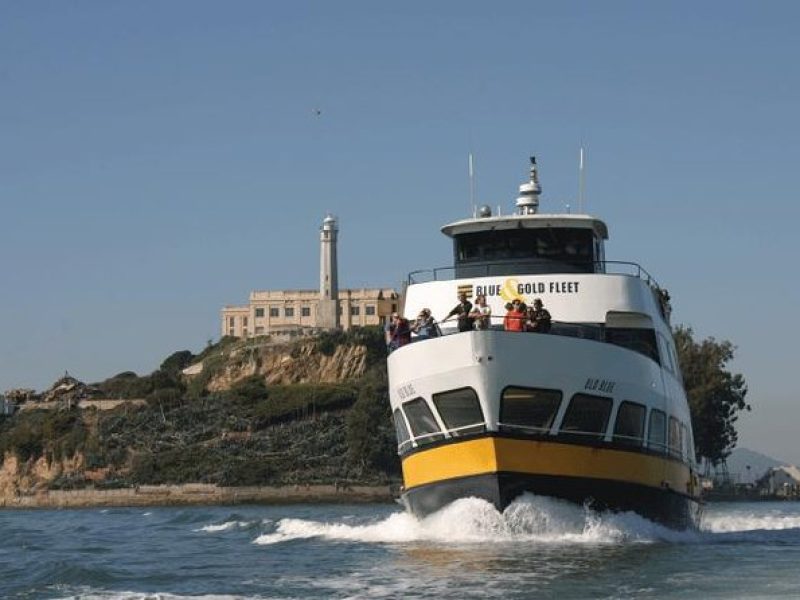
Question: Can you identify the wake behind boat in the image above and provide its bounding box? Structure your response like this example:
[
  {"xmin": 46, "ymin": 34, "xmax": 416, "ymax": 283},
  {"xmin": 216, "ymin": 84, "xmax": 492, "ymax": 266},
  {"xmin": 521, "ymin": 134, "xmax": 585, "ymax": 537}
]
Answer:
[{"xmin": 387, "ymin": 156, "xmax": 702, "ymax": 529}]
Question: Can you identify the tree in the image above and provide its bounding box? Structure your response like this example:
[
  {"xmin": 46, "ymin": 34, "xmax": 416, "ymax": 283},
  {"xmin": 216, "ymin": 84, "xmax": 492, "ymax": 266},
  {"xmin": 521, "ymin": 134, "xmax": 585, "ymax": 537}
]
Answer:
[
  {"xmin": 673, "ymin": 326, "xmax": 749, "ymax": 465},
  {"xmin": 160, "ymin": 350, "xmax": 195, "ymax": 376},
  {"xmin": 346, "ymin": 367, "xmax": 399, "ymax": 476}
]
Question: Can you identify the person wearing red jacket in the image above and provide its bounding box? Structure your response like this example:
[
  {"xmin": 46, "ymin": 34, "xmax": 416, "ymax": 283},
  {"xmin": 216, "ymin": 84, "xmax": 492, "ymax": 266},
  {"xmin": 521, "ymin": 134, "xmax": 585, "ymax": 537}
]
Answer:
[{"xmin": 503, "ymin": 299, "xmax": 526, "ymax": 332}]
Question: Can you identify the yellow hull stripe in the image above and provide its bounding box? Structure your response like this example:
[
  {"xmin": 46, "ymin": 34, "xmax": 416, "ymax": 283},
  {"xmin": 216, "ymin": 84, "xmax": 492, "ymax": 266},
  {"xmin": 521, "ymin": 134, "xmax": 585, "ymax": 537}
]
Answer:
[{"xmin": 402, "ymin": 437, "xmax": 695, "ymax": 497}]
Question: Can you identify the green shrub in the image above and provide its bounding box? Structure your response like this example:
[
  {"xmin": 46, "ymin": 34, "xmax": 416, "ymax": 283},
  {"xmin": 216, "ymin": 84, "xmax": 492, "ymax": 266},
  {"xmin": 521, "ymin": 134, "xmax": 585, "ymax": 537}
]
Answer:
[
  {"xmin": 0, "ymin": 409, "xmax": 88, "ymax": 463},
  {"xmin": 249, "ymin": 383, "xmax": 357, "ymax": 428},
  {"xmin": 346, "ymin": 367, "xmax": 399, "ymax": 475},
  {"xmin": 314, "ymin": 327, "xmax": 386, "ymax": 365},
  {"xmin": 160, "ymin": 350, "xmax": 195, "ymax": 375},
  {"xmin": 97, "ymin": 372, "xmax": 153, "ymax": 399},
  {"xmin": 226, "ymin": 376, "xmax": 268, "ymax": 403}
]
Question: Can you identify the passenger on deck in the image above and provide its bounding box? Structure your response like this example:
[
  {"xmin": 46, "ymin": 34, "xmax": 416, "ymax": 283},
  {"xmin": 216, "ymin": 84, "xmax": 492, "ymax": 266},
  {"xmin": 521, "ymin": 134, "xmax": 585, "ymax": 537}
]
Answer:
[
  {"xmin": 469, "ymin": 294, "xmax": 492, "ymax": 330},
  {"xmin": 503, "ymin": 299, "xmax": 526, "ymax": 332},
  {"xmin": 386, "ymin": 313, "xmax": 412, "ymax": 351},
  {"xmin": 527, "ymin": 298, "xmax": 552, "ymax": 333},
  {"xmin": 411, "ymin": 308, "xmax": 439, "ymax": 339},
  {"xmin": 443, "ymin": 292, "xmax": 474, "ymax": 332}
]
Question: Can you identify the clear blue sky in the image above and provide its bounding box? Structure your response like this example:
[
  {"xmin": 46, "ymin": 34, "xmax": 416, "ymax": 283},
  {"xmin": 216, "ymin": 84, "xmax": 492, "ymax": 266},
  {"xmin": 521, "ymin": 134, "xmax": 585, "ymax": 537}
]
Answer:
[{"xmin": 1, "ymin": 2, "xmax": 798, "ymax": 463}]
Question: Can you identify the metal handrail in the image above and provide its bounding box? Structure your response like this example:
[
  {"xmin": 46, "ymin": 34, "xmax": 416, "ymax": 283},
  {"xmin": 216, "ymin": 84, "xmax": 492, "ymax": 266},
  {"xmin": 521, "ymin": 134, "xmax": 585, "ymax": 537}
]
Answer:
[
  {"xmin": 410, "ymin": 430, "xmax": 446, "ymax": 443},
  {"xmin": 556, "ymin": 428, "xmax": 608, "ymax": 438},
  {"xmin": 497, "ymin": 422, "xmax": 552, "ymax": 434},
  {"xmin": 409, "ymin": 317, "xmax": 600, "ymax": 338},
  {"xmin": 397, "ymin": 439, "xmax": 415, "ymax": 453},
  {"xmin": 407, "ymin": 260, "xmax": 661, "ymax": 289},
  {"xmin": 399, "ymin": 421, "xmax": 487, "ymax": 451},
  {"xmin": 445, "ymin": 421, "xmax": 486, "ymax": 434},
  {"xmin": 398, "ymin": 424, "xmax": 686, "ymax": 461},
  {"xmin": 611, "ymin": 433, "xmax": 646, "ymax": 445}
]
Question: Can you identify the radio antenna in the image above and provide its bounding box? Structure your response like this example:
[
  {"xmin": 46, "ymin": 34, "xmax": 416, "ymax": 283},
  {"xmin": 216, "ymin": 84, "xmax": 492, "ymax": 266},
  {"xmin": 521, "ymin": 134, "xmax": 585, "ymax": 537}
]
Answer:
[
  {"xmin": 578, "ymin": 146, "xmax": 586, "ymax": 213},
  {"xmin": 468, "ymin": 152, "xmax": 476, "ymax": 217}
]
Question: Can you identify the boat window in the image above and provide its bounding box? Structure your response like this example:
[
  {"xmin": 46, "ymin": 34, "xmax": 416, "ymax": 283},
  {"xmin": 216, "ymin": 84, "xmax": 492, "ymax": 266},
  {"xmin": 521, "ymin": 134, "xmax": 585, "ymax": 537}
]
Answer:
[
  {"xmin": 454, "ymin": 228, "xmax": 594, "ymax": 274},
  {"xmin": 432, "ymin": 387, "xmax": 485, "ymax": 436},
  {"xmin": 549, "ymin": 322, "xmax": 602, "ymax": 340},
  {"xmin": 668, "ymin": 416, "xmax": 683, "ymax": 459},
  {"xmin": 680, "ymin": 423, "xmax": 691, "ymax": 462},
  {"xmin": 499, "ymin": 386, "xmax": 562, "ymax": 434},
  {"xmin": 605, "ymin": 327, "xmax": 660, "ymax": 364},
  {"xmin": 647, "ymin": 409, "xmax": 667, "ymax": 453},
  {"xmin": 669, "ymin": 343, "xmax": 684, "ymax": 384},
  {"xmin": 559, "ymin": 393, "xmax": 613, "ymax": 440},
  {"xmin": 393, "ymin": 409, "xmax": 411, "ymax": 452},
  {"xmin": 612, "ymin": 401, "xmax": 646, "ymax": 446},
  {"xmin": 403, "ymin": 397, "xmax": 444, "ymax": 445},
  {"xmin": 657, "ymin": 333, "xmax": 675, "ymax": 374},
  {"xmin": 685, "ymin": 423, "xmax": 695, "ymax": 461}
]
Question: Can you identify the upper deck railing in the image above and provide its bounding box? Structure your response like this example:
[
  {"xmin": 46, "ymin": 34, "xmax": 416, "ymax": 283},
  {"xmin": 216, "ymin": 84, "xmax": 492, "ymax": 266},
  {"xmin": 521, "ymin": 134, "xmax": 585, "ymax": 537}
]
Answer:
[{"xmin": 407, "ymin": 260, "xmax": 661, "ymax": 290}]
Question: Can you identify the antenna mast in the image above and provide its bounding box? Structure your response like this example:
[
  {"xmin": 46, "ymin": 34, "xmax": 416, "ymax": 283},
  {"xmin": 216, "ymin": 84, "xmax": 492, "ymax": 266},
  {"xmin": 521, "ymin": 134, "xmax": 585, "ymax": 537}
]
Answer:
[
  {"xmin": 578, "ymin": 146, "xmax": 586, "ymax": 213},
  {"xmin": 468, "ymin": 152, "xmax": 476, "ymax": 217}
]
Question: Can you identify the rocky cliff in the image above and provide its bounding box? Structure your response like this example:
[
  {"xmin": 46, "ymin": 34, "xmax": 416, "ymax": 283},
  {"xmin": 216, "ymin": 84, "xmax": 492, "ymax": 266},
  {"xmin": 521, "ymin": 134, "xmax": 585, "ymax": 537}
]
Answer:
[
  {"xmin": 0, "ymin": 328, "xmax": 397, "ymax": 502},
  {"xmin": 201, "ymin": 338, "xmax": 369, "ymax": 391}
]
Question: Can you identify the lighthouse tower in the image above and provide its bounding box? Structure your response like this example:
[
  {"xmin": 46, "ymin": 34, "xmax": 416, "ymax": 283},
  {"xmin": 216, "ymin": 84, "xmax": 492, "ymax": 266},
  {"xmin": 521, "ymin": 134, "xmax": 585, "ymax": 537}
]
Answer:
[{"xmin": 318, "ymin": 214, "xmax": 339, "ymax": 329}]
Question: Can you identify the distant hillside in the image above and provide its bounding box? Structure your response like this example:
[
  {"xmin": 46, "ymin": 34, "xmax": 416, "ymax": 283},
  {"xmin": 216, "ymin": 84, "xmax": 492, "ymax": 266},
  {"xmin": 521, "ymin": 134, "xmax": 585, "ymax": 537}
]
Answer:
[
  {"xmin": 726, "ymin": 448, "xmax": 786, "ymax": 484},
  {"xmin": 0, "ymin": 328, "xmax": 400, "ymax": 500}
]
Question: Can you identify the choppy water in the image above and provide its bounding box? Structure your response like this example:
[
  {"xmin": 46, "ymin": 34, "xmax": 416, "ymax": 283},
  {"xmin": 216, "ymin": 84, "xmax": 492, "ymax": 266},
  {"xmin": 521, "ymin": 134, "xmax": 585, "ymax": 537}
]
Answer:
[{"xmin": 1, "ymin": 495, "xmax": 799, "ymax": 599}]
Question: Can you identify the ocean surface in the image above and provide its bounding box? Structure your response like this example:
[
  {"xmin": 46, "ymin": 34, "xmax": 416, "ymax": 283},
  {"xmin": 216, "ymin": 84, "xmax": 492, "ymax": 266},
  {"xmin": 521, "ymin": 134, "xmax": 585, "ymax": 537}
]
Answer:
[{"xmin": 1, "ymin": 496, "xmax": 799, "ymax": 599}]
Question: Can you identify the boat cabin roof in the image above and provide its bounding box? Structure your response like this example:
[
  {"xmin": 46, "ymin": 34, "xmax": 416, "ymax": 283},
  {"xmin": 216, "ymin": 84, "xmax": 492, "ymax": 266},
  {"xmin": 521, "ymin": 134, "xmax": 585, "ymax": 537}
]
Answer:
[{"xmin": 441, "ymin": 213, "xmax": 609, "ymax": 240}]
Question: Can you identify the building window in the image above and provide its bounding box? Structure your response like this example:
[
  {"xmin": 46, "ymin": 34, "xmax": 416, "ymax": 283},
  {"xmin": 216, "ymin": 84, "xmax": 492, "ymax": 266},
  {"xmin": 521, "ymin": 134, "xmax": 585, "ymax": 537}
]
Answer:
[
  {"xmin": 499, "ymin": 386, "xmax": 562, "ymax": 434},
  {"xmin": 613, "ymin": 401, "xmax": 646, "ymax": 446},
  {"xmin": 255, "ymin": 326, "xmax": 264, "ymax": 335},
  {"xmin": 228, "ymin": 317, "xmax": 235, "ymax": 327},
  {"xmin": 338, "ymin": 305, "xmax": 343, "ymax": 315},
  {"xmin": 648, "ymin": 409, "xmax": 667, "ymax": 453},
  {"xmin": 255, "ymin": 308, "xmax": 265, "ymax": 318},
  {"xmin": 228, "ymin": 329, "xmax": 234, "ymax": 336},
  {"xmin": 350, "ymin": 306, "xmax": 360, "ymax": 316},
  {"xmin": 366, "ymin": 305, "xmax": 376, "ymax": 316},
  {"xmin": 559, "ymin": 393, "xmax": 613, "ymax": 440},
  {"xmin": 432, "ymin": 387, "xmax": 485, "ymax": 436},
  {"xmin": 285, "ymin": 307, "xmax": 294, "ymax": 317},
  {"xmin": 302, "ymin": 307, "xmax": 311, "ymax": 317},
  {"xmin": 269, "ymin": 308, "xmax": 279, "ymax": 317},
  {"xmin": 391, "ymin": 303, "xmax": 398, "ymax": 312},
  {"xmin": 243, "ymin": 317, "xmax": 248, "ymax": 326}
]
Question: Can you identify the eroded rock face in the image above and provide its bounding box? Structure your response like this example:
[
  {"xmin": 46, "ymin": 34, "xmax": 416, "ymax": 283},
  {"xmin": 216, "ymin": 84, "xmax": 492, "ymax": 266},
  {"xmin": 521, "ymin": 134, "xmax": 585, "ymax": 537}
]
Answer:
[
  {"xmin": 0, "ymin": 451, "xmax": 86, "ymax": 498},
  {"xmin": 0, "ymin": 454, "xmax": 20, "ymax": 498},
  {"xmin": 206, "ymin": 341, "xmax": 368, "ymax": 391}
]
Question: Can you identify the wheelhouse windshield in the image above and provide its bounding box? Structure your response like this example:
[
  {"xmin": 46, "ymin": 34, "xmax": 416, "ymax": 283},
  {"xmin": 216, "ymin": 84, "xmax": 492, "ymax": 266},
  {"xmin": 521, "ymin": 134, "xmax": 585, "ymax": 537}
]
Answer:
[{"xmin": 454, "ymin": 227, "xmax": 595, "ymax": 274}]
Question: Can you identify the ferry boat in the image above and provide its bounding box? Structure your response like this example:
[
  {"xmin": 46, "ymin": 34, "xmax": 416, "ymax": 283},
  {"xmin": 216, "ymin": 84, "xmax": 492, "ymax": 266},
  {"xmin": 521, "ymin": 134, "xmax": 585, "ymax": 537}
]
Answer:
[{"xmin": 387, "ymin": 157, "xmax": 702, "ymax": 529}]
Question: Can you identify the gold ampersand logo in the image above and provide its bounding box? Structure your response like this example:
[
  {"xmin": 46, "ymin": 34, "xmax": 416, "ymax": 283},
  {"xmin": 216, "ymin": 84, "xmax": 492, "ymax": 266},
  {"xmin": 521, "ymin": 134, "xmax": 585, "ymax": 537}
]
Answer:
[{"xmin": 499, "ymin": 279, "xmax": 524, "ymax": 303}]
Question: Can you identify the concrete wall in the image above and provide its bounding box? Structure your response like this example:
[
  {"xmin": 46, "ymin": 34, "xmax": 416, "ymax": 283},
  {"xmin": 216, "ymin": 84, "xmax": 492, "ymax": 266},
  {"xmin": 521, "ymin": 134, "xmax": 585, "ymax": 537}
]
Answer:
[{"xmin": 0, "ymin": 483, "xmax": 395, "ymax": 509}]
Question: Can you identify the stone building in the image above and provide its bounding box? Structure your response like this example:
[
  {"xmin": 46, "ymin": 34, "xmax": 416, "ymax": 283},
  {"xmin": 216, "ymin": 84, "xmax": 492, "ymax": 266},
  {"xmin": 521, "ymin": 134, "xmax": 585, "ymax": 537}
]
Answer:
[{"xmin": 221, "ymin": 216, "xmax": 401, "ymax": 338}]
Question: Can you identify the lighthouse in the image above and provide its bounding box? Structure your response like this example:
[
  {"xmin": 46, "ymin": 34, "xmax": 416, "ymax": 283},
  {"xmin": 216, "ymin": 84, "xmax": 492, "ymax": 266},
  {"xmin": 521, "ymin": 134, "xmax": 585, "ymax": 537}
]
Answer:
[{"xmin": 318, "ymin": 214, "xmax": 339, "ymax": 329}]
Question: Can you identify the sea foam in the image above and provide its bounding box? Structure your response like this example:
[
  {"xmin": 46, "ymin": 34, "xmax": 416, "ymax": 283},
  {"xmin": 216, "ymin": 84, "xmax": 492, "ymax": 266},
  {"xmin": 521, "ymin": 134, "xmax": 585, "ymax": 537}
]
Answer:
[{"xmin": 253, "ymin": 493, "xmax": 695, "ymax": 546}]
